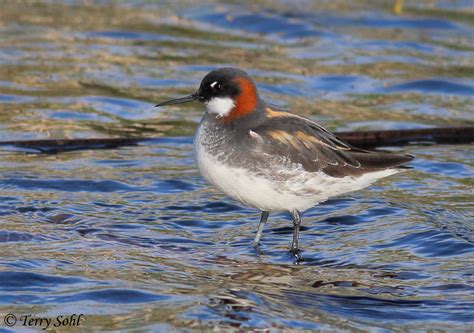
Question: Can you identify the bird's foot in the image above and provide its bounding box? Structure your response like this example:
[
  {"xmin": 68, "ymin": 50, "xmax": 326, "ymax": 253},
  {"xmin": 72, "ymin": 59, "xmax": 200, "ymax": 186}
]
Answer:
[
  {"xmin": 290, "ymin": 246, "xmax": 301, "ymax": 263},
  {"xmin": 253, "ymin": 242, "xmax": 263, "ymax": 256}
]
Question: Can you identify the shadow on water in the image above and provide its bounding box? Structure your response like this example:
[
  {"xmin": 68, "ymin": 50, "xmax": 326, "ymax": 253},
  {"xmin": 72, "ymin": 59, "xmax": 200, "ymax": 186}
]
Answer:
[{"xmin": 0, "ymin": 0, "xmax": 473, "ymax": 331}]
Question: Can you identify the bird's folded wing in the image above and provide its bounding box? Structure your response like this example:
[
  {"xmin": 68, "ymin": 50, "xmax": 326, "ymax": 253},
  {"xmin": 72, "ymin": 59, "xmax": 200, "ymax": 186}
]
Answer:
[{"xmin": 252, "ymin": 110, "xmax": 413, "ymax": 177}]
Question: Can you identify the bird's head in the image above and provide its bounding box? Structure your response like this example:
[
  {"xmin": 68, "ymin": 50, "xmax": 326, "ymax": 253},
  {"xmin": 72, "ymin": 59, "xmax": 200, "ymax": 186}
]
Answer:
[{"xmin": 156, "ymin": 67, "xmax": 261, "ymax": 124}]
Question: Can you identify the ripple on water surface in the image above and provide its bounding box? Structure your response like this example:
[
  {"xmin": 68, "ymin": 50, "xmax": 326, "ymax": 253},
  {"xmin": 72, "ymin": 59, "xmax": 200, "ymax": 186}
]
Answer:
[
  {"xmin": 0, "ymin": 0, "xmax": 473, "ymax": 331},
  {"xmin": 1, "ymin": 141, "xmax": 472, "ymax": 330}
]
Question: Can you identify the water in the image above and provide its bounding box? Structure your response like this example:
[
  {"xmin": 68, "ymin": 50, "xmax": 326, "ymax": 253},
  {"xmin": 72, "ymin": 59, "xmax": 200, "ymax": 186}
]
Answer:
[{"xmin": 1, "ymin": 1, "xmax": 473, "ymax": 331}]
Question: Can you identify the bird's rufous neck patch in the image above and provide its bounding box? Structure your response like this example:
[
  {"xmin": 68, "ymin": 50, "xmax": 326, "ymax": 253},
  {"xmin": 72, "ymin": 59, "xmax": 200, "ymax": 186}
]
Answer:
[{"xmin": 221, "ymin": 77, "xmax": 257, "ymax": 124}]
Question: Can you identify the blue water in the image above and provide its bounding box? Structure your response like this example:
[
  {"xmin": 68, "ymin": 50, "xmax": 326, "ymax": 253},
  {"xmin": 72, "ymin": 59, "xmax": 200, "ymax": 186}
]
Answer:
[{"xmin": 0, "ymin": 1, "xmax": 473, "ymax": 331}]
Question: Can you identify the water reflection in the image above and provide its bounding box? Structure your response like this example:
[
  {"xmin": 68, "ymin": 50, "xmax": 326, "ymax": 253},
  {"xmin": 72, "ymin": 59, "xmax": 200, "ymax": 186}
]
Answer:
[{"xmin": 0, "ymin": 0, "xmax": 473, "ymax": 331}]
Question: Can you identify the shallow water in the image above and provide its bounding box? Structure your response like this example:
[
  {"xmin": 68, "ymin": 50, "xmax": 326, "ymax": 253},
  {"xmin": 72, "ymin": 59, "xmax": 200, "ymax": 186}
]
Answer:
[{"xmin": 0, "ymin": 1, "xmax": 473, "ymax": 331}]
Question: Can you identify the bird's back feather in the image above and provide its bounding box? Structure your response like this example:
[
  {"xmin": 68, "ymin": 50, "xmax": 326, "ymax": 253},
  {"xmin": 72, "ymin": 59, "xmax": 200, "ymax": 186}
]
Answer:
[{"xmin": 252, "ymin": 107, "xmax": 414, "ymax": 178}]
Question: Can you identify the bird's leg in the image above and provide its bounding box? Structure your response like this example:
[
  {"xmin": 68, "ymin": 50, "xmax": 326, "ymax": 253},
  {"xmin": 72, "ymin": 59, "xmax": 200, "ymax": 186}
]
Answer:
[
  {"xmin": 290, "ymin": 209, "xmax": 301, "ymax": 255},
  {"xmin": 253, "ymin": 211, "xmax": 269, "ymax": 246}
]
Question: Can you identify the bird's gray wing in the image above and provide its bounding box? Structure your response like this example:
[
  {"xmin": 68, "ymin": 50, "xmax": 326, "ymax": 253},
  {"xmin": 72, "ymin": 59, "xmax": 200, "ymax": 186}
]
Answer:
[{"xmin": 251, "ymin": 108, "xmax": 413, "ymax": 177}]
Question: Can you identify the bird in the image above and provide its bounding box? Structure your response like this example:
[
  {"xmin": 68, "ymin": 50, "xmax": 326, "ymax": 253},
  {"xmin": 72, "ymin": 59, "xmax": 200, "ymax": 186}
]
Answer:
[{"xmin": 155, "ymin": 67, "xmax": 413, "ymax": 256}]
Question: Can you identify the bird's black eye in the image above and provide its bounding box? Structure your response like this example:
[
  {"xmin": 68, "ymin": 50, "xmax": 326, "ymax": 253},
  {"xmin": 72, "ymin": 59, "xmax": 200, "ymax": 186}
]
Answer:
[{"xmin": 210, "ymin": 81, "xmax": 221, "ymax": 91}]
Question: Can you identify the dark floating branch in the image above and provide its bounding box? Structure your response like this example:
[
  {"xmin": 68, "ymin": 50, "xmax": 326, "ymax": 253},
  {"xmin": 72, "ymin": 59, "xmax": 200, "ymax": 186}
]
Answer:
[
  {"xmin": 0, "ymin": 137, "xmax": 152, "ymax": 154},
  {"xmin": 0, "ymin": 127, "xmax": 472, "ymax": 153},
  {"xmin": 335, "ymin": 126, "xmax": 474, "ymax": 148}
]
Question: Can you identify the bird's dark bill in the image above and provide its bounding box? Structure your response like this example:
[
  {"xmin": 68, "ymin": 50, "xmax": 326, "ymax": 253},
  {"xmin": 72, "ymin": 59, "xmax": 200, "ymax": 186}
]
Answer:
[{"xmin": 155, "ymin": 94, "xmax": 197, "ymax": 107}]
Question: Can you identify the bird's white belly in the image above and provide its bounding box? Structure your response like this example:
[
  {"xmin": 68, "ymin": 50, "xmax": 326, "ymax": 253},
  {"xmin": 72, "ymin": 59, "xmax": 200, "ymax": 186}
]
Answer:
[{"xmin": 195, "ymin": 148, "xmax": 315, "ymax": 212}]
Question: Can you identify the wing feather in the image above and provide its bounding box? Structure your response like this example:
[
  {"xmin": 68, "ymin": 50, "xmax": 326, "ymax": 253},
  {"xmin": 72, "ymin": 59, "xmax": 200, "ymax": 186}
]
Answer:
[{"xmin": 252, "ymin": 110, "xmax": 413, "ymax": 177}]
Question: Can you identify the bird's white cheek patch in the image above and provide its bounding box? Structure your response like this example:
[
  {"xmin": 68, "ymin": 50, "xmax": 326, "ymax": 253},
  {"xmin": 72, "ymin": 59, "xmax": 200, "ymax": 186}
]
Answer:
[{"xmin": 205, "ymin": 97, "xmax": 235, "ymax": 118}]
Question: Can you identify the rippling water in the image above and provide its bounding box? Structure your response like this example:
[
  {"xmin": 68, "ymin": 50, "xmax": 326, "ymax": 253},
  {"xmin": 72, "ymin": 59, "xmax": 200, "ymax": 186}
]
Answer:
[{"xmin": 1, "ymin": 1, "xmax": 473, "ymax": 331}]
